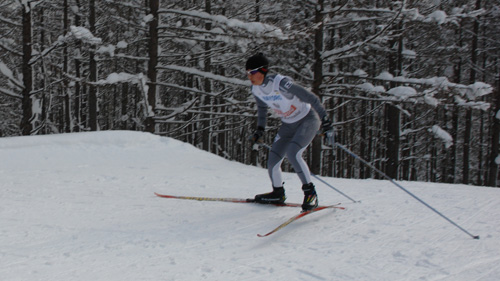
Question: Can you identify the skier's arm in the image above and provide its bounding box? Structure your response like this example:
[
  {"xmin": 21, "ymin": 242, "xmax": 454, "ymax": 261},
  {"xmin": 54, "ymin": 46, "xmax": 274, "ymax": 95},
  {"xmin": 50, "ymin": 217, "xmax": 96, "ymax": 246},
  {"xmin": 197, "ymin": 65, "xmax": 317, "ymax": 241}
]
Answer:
[
  {"xmin": 248, "ymin": 95, "xmax": 267, "ymax": 145},
  {"xmin": 279, "ymin": 78, "xmax": 327, "ymax": 119},
  {"xmin": 255, "ymin": 95, "xmax": 268, "ymax": 129}
]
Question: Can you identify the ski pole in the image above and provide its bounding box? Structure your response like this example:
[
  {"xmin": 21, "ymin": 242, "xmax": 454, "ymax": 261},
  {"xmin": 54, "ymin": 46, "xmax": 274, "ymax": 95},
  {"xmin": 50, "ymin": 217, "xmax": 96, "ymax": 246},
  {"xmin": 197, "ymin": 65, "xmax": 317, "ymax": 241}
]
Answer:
[
  {"xmin": 334, "ymin": 142, "xmax": 480, "ymax": 240},
  {"xmin": 309, "ymin": 172, "xmax": 360, "ymax": 203},
  {"xmin": 257, "ymin": 142, "xmax": 359, "ymax": 203}
]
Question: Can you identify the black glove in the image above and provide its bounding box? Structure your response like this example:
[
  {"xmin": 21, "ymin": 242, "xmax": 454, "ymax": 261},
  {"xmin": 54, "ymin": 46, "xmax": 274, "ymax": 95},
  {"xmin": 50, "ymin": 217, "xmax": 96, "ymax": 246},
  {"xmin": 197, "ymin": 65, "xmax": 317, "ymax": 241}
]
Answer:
[
  {"xmin": 321, "ymin": 116, "xmax": 335, "ymax": 145},
  {"xmin": 250, "ymin": 126, "xmax": 265, "ymax": 144}
]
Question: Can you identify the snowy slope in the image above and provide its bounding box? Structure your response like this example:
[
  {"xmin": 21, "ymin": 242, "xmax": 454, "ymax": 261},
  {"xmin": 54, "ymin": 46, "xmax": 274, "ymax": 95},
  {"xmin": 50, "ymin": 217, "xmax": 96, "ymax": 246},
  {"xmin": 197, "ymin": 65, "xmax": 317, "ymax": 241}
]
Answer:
[{"xmin": 1, "ymin": 131, "xmax": 499, "ymax": 281}]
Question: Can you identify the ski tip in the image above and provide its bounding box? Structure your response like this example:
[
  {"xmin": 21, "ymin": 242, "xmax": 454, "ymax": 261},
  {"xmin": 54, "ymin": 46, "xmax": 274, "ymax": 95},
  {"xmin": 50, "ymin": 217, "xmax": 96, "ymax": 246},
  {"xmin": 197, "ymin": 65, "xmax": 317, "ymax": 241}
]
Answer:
[{"xmin": 154, "ymin": 192, "xmax": 173, "ymax": 198}]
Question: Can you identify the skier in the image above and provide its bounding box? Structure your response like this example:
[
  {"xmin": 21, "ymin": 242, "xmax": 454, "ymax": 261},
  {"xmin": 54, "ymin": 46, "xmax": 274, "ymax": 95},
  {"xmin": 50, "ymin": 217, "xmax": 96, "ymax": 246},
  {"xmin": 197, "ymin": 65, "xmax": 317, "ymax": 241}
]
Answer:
[{"xmin": 246, "ymin": 53, "xmax": 334, "ymax": 211}]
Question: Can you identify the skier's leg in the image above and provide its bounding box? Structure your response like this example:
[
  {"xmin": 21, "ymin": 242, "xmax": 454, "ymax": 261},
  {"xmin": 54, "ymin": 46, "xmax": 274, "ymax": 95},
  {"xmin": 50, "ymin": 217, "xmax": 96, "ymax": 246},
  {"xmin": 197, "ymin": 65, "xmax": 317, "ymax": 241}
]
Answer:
[
  {"xmin": 285, "ymin": 111, "xmax": 321, "ymax": 211},
  {"xmin": 267, "ymin": 133, "xmax": 288, "ymax": 187},
  {"xmin": 285, "ymin": 111, "xmax": 320, "ymax": 185},
  {"xmin": 254, "ymin": 130, "xmax": 290, "ymax": 204}
]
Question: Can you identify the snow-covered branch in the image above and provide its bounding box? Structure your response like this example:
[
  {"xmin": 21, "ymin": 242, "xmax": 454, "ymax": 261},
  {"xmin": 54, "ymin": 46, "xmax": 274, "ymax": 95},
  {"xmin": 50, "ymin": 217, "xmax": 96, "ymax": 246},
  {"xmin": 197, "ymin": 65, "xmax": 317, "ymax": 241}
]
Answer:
[
  {"xmin": 0, "ymin": 87, "xmax": 22, "ymax": 99},
  {"xmin": 94, "ymin": 72, "xmax": 146, "ymax": 86},
  {"xmin": 324, "ymin": 70, "xmax": 493, "ymax": 109},
  {"xmin": 0, "ymin": 38, "xmax": 23, "ymax": 57},
  {"xmin": 30, "ymin": 26, "xmax": 102, "ymax": 65},
  {"xmin": 430, "ymin": 125, "xmax": 453, "ymax": 149},
  {"xmin": 0, "ymin": 14, "xmax": 22, "ymax": 27},
  {"xmin": 160, "ymin": 9, "xmax": 287, "ymax": 40},
  {"xmin": 0, "ymin": 60, "xmax": 23, "ymax": 91}
]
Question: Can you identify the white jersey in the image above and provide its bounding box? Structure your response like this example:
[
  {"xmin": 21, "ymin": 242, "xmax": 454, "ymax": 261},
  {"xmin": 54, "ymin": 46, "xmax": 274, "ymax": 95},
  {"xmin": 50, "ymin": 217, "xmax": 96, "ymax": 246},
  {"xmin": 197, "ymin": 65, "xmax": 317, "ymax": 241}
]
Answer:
[{"xmin": 251, "ymin": 74, "xmax": 311, "ymax": 124}]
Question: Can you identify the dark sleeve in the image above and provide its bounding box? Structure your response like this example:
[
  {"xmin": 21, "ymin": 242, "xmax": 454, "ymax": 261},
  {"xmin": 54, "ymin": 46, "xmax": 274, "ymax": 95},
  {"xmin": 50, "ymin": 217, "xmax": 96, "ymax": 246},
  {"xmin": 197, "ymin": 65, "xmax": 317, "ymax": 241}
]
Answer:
[{"xmin": 279, "ymin": 77, "xmax": 327, "ymax": 119}]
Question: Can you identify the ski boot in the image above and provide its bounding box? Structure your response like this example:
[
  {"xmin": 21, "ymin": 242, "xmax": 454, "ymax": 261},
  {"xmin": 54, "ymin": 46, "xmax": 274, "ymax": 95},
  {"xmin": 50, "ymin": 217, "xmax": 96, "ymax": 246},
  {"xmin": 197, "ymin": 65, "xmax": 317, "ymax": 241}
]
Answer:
[
  {"xmin": 254, "ymin": 186, "xmax": 286, "ymax": 204},
  {"xmin": 302, "ymin": 183, "xmax": 318, "ymax": 211}
]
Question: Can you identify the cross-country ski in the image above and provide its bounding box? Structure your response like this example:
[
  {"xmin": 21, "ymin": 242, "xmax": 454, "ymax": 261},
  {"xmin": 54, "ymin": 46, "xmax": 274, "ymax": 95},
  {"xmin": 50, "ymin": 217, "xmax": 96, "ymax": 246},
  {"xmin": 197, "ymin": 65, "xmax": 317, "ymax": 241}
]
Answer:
[
  {"xmin": 155, "ymin": 192, "xmax": 345, "ymax": 237},
  {"xmin": 154, "ymin": 192, "xmax": 344, "ymax": 209},
  {"xmin": 257, "ymin": 205, "xmax": 339, "ymax": 237}
]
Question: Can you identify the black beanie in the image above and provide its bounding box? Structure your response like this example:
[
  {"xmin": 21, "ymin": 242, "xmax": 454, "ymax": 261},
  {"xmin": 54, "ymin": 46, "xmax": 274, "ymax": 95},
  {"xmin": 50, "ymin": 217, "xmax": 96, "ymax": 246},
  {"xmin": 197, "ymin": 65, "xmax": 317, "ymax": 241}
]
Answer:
[{"xmin": 245, "ymin": 53, "xmax": 269, "ymax": 73}]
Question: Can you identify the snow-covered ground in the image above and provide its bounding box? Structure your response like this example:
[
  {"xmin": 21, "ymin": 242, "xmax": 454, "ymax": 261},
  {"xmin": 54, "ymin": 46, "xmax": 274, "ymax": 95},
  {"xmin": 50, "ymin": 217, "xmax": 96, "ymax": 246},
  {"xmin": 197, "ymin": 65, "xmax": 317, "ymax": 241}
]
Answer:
[{"xmin": 1, "ymin": 131, "xmax": 499, "ymax": 281}]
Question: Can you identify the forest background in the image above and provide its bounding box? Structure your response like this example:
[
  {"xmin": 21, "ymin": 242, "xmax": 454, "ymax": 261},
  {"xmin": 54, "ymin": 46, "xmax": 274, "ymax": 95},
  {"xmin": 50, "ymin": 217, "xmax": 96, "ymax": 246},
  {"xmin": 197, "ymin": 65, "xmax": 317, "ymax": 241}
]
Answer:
[{"xmin": 1, "ymin": 0, "xmax": 499, "ymax": 187}]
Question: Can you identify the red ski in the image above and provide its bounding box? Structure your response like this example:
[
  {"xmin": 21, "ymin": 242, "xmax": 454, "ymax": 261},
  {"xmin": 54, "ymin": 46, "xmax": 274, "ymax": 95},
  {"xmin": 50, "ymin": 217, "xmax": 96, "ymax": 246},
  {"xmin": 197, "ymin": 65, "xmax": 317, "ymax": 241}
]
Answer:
[
  {"xmin": 155, "ymin": 192, "xmax": 307, "ymax": 208},
  {"xmin": 257, "ymin": 205, "xmax": 339, "ymax": 237}
]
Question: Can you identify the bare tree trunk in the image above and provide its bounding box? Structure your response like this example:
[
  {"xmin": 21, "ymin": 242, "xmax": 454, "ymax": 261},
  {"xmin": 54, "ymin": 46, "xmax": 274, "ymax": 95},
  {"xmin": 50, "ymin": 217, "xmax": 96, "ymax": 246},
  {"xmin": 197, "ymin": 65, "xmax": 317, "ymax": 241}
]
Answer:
[
  {"xmin": 201, "ymin": 0, "xmax": 212, "ymax": 152},
  {"xmin": 385, "ymin": 21, "xmax": 403, "ymax": 179},
  {"xmin": 488, "ymin": 69, "xmax": 500, "ymax": 187},
  {"xmin": 463, "ymin": 108, "xmax": 472, "ymax": 184},
  {"xmin": 121, "ymin": 83, "xmax": 129, "ymax": 129},
  {"xmin": 386, "ymin": 104, "xmax": 400, "ymax": 179},
  {"xmin": 360, "ymin": 100, "xmax": 367, "ymax": 178},
  {"xmin": 448, "ymin": 22, "xmax": 463, "ymax": 183},
  {"xmin": 254, "ymin": 0, "xmax": 260, "ymax": 21},
  {"xmin": 20, "ymin": 2, "xmax": 33, "ymax": 135},
  {"xmin": 478, "ymin": 110, "xmax": 485, "ymax": 185},
  {"xmin": 63, "ymin": 0, "xmax": 71, "ymax": 133},
  {"xmin": 464, "ymin": 0, "xmax": 482, "ymax": 184},
  {"xmin": 38, "ymin": 8, "xmax": 48, "ymax": 134},
  {"xmin": 88, "ymin": 0, "xmax": 98, "ymax": 131},
  {"xmin": 146, "ymin": 0, "xmax": 159, "ymax": 133},
  {"xmin": 73, "ymin": 0, "xmax": 82, "ymax": 132},
  {"xmin": 311, "ymin": 0, "xmax": 324, "ymax": 175}
]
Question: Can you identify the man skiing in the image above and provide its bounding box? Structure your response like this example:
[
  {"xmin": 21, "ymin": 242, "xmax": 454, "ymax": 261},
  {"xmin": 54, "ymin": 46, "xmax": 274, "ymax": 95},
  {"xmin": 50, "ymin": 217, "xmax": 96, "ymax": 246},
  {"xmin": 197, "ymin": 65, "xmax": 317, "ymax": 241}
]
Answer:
[{"xmin": 246, "ymin": 53, "xmax": 334, "ymax": 211}]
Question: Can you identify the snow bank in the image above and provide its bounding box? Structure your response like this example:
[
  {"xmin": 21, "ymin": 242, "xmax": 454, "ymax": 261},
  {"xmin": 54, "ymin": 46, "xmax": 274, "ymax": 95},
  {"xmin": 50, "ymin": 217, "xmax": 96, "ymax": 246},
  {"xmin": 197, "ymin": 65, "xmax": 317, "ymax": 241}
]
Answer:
[{"xmin": 1, "ymin": 131, "xmax": 499, "ymax": 281}]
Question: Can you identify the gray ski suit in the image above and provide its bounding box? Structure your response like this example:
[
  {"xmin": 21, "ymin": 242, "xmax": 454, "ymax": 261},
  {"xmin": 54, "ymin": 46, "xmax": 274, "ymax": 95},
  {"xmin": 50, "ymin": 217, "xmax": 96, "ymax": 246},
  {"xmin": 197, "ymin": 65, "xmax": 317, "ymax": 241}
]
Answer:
[{"xmin": 251, "ymin": 74, "xmax": 328, "ymax": 187}]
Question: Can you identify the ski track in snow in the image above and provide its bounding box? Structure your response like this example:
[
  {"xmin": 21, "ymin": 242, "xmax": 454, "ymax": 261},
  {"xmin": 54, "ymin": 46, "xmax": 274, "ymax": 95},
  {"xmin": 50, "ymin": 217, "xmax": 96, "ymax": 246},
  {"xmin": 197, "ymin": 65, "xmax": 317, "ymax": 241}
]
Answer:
[{"xmin": 1, "ymin": 131, "xmax": 499, "ymax": 281}]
